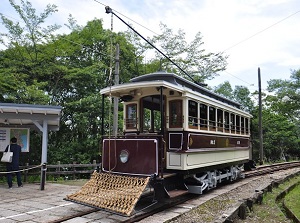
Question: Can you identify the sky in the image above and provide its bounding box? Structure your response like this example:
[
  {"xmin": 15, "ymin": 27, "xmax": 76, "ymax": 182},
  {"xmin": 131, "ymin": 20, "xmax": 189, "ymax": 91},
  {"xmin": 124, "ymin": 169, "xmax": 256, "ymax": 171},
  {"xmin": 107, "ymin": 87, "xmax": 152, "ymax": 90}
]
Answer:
[{"xmin": 1, "ymin": 0, "xmax": 300, "ymax": 92}]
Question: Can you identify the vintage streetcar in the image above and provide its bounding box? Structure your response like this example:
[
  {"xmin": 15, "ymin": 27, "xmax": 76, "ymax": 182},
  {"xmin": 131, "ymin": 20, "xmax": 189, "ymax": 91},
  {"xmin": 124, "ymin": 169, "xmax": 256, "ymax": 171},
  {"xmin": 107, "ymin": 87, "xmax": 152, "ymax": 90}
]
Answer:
[
  {"xmin": 100, "ymin": 71, "xmax": 252, "ymax": 200},
  {"xmin": 65, "ymin": 6, "xmax": 253, "ymax": 216},
  {"xmin": 66, "ymin": 71, "xmax": 253, "ymax": 216}
]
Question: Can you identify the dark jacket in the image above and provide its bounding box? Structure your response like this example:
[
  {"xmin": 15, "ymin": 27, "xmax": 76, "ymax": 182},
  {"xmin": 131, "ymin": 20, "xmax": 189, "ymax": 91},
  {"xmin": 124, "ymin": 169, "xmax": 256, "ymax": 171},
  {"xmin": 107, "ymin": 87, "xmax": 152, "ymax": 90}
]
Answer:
[{"xmin": 5, "ymin": 143, "xmax": 21, "ymax": 168}]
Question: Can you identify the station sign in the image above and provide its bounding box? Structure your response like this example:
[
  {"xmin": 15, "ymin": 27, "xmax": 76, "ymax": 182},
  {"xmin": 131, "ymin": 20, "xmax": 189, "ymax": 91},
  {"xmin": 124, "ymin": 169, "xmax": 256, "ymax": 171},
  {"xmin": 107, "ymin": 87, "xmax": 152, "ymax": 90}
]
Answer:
[{"xmin": 0, "ymin": 128, "xmax": 30, "ymax": 152}]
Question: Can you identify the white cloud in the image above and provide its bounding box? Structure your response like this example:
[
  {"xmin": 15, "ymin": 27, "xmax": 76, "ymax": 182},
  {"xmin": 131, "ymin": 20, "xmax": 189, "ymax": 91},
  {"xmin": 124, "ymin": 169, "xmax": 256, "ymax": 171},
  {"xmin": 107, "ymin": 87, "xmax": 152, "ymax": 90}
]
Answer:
[{"xmin": 1, "ymin": 0, "xmax": 299, "ymax": 92}]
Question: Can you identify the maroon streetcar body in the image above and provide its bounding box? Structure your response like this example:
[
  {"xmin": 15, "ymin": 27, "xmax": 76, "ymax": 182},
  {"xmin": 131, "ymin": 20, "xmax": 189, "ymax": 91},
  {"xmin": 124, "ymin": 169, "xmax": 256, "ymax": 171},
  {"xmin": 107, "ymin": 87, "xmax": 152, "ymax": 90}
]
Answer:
[
  {"xmin": 187, "ymin": 133, "xmax": 249, "ymax": 149},
  {"xmin": 102, "ymin": 137, "xmax": 159, "ymax": 176},
  {"xmin": 100, "ymin": 72, "xmax": 254, "ymax": 201}
]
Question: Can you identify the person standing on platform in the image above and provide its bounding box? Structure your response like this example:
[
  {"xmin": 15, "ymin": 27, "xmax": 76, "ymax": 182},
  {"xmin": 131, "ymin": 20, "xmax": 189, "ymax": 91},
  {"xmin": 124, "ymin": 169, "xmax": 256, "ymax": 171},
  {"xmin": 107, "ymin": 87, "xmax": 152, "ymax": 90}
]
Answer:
[{"xmin": 5, "ymin": 137, "xmax": 22, "ymax": 189}]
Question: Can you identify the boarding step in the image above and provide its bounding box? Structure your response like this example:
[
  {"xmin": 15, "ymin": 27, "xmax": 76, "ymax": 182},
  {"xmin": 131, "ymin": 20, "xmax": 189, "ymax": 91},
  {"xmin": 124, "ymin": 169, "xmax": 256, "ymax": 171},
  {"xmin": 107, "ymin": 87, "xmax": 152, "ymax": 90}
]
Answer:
[{"xmin": 65, "ymin": 171, "xmax": 149, "ymax": 216}]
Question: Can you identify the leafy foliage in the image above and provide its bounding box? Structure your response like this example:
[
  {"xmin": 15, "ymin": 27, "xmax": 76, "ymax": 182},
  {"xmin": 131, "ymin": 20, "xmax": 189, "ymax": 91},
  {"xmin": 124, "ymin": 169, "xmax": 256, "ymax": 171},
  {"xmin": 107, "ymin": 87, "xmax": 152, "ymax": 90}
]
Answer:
[
  {"xmin": 0, "ymin": 2, "xmax": 137, "ymax": 164},
  {"xmin": 251, "ymin": 108, "xmax": 300, "ymax": 162},
  {"xmin": 1, "ymin": 0, "xmax": 299, "ymax": 165},
  {"xmin": 214, "ymin": 81, "xmax": 234, "ymax": 100},
  {"xmin": 214, "ymin": 76, "xmax": 300, "ymax": 162},
  {"xmin": 126, "ymin": 23, "xmax": 228, "ymax": 83}
]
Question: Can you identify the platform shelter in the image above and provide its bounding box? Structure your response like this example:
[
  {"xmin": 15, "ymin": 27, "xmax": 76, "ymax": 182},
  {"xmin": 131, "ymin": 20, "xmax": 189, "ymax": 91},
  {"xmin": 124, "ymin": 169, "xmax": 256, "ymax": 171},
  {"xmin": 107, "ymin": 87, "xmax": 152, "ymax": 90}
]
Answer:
[{"xmin": 0, "ymin": 103, "xmax": 62, "ymax": 189}]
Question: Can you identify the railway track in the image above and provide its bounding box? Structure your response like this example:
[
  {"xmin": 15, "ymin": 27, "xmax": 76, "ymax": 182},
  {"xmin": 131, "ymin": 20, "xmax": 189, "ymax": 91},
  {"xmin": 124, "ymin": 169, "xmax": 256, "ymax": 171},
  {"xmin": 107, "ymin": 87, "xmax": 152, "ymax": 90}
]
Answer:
[
  {"xmin": 244, "ymin": 161, "xmax": 300, "ymax": 177},
  {"xmin": 49, "ymin": 161, "xmax": 300, "ymax": 223}
]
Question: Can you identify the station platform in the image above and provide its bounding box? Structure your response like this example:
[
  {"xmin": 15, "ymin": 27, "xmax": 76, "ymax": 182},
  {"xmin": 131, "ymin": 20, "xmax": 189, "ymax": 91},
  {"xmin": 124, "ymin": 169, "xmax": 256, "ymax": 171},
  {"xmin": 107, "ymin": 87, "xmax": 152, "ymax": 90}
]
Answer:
[{"xmin": 0, "ymin": 182, "xmax": 95, "ymax": 222}]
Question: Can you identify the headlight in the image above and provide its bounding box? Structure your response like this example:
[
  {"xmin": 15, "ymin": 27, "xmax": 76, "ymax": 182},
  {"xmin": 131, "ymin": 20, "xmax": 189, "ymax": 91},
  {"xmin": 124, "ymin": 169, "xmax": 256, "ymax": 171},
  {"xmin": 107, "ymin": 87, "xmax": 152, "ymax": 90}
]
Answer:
[{"xmin": 119, "ymin": 150, "xmax": 129, "ymax": 163}]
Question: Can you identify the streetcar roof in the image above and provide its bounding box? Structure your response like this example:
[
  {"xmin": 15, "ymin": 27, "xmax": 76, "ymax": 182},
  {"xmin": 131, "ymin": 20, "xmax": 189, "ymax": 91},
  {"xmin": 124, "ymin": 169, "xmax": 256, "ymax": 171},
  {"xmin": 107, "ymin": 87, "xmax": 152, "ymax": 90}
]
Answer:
[{"xmin": 100, "ymin": 71, "xmax": 241, "ymax": 108}]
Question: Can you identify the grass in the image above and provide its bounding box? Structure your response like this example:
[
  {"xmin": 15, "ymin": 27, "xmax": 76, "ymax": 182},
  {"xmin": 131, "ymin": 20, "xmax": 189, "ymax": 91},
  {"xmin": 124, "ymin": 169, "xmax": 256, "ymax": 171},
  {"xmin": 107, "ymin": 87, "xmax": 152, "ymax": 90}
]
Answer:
[
  {"xmin": 169, "ymin": 174, "xmax": 300, "ymax": 223},
  {"xmin": 168, "ymin": 196, "xmax": 235, "ymax": 223},
  {"xmin": 240, "ymin": 175, "xmax": 300, "ymax": 223},
  {"xmin": 284, "ymin": 183, "xmax": 300, "ymax": 219}
]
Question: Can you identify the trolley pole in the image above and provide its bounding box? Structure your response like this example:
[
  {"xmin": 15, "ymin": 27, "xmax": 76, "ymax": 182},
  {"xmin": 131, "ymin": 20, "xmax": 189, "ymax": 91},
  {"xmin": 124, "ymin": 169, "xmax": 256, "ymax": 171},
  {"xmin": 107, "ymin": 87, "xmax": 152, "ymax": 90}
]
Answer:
[
  {"xmin": 258, "ymin": 67, "xmax": 263, "ymax": 165},
  {"xmin": 113, "ymin": 44, "xmax": 120, "ymax": 137}
]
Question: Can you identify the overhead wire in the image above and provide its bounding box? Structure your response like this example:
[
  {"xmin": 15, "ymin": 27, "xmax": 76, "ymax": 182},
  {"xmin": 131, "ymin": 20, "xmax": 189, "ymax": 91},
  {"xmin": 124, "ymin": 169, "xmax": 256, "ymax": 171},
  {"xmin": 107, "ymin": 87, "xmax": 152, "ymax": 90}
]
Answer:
[
  {"xmin": 222, "ymin": 10, "xmax": 300, "ymax": 53},
  {"xmin": 2, "ymin": 2, "xmax": 299, "ymax": 88},
  {"xmin": 218, "ymin": 10, "xmax": 300, "ymax": 87},
  {"xmin": 92, "ymin": 1, "xmax": 300, "ymax": 88},
  {"xmin": 92, "ymin": 0, "xmax": 160, "ymax": 36},
  {"xmin": 223, "ymin": 70, "xmax": 254, "ymax": 86}
]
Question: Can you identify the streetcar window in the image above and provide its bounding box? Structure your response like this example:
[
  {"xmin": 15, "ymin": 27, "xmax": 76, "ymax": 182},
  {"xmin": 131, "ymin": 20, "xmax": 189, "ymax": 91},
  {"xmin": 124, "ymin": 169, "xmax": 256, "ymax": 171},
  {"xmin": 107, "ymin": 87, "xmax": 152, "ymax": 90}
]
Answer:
[
  {"xmin": 200, "ymin": 103, "xmax": 208, "ymax": 129},
  {"xmin": 217, "ymin": 109, "xmax": 223, "ymax": 132},
  {"xmin": 241, "ymin": 117, "xmax": 245, "ymax": 134},
  {"xmin": 126, "ymin": 104, "xmax": 137, "ymax": 129},
  {"xmin": 169, "ymin": 100, "xmax": 183, "ymax": 128},
  {"xmin": 236, "ymin": 115, "xmax": 240, "ymax": 133},
  {"xmin": 245, "ymin": 118, "xmax": 249, "ymax": 134},
  {"xmin": 143, "ymin": 107, "xmax": 151, "ymax": 131},
  {"xmin": 188, "ymin": 100, "xmax": 198, "ymax": 128},
  {"xmin": 209, "ymin": 106, "xmax": 216, "ymax": 130},
  {"xmin": 230, "ymin": 113, "xmax": 235, "ymax": 133},
  {"xmin": 224, "ymin": 111, "xmax": 230, "ymax": 132}
]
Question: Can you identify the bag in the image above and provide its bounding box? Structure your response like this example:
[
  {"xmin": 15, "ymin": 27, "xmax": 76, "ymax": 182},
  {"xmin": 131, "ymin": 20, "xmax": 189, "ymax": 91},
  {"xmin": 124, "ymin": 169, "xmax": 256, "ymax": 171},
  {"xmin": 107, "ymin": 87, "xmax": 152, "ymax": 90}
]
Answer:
[{"xmin": 1, "ymin": 145, "xmax": 13, "ymax": 163}]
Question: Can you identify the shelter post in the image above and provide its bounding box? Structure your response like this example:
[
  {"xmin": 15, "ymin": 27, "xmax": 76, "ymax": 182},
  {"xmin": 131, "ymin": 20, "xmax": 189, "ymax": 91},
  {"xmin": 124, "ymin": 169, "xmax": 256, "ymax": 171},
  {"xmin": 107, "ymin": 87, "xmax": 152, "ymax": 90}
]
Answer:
[{"xmin": 40, "ymin": 119, "xmax": 48, "ymax": 190}]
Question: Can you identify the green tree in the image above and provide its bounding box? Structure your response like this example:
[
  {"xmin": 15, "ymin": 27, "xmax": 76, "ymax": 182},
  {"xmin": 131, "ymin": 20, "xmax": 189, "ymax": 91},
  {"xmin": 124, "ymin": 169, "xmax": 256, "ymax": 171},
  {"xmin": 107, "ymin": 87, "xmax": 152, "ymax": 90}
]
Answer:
[
  {"xmin": 233, "ymin": 85, "xmax": 254, "ymax": 113},
  {"xmin": 213, "ymin": 81, "xmax": 234, "ymax": 100},
  {"xmin": 0, "ymin": 1, "xmax": 138, "ymax": 164},
  {"xmin": 44, "ymin": 19, "xmax": 138, "ymax": 163},
  {"xmin": 267, "ymin": 69, "xmax": 300, "ymax": 120},
  {"xmin": 124, "ymin": 23, "xmax": 228, "ymax": 83},
  {"xmin": 150, "ymin": 23, "xmax": 228, "ymax": 83},
  {"xmin": 250, "ymin": 68, "xmax": 300, "ymax": 162},
  {"xmin": 0, "ymin": 0, "xmax": 60, "ymax": 103},
  {"xmin": 251, "ymin": 108, "xmax": 300, "ymax": 162},
  {"xmin": 213, "ymin": 82, "xmax": 254, "ymax": 113}
]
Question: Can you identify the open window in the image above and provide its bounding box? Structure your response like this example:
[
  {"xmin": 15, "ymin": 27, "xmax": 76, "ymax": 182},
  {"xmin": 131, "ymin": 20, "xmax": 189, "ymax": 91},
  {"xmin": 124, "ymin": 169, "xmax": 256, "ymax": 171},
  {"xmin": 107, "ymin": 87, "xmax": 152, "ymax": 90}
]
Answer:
[
  {"xmin": 141, "ymin": 95, "xmax": 164, "ymax": 133},
  {"xmin": 200, "ymin": 103, "xmax": 208, "ymax": 130},
  {"xmin": 217, "ymin": 109, "xmax": 223, "ymax": 132},
  {"xmin": 236, "ymin": 115, "xmax": 240, "ymax": 133},
  {"xmin": 245, "ymin": 118, "xmax": 249, "ymax": 134},
  {"xmin": 224, "ymin": 111, "xmax": 230, "ymax": 132},
  {"xmin": 188, "ymin": 100, "xmax": 198, "ymax": 129},
  {"xmin": 209, "ymin": 106, "xmax": 216, "ymax": 131},
  {"xmin": 230, "ymin": 113, "xmax": 235, "ymax": 133},
  {"xmin": 241, "ymin": 117, "xmax": 245, "ymax": 134},
  {"xmin": 169, "ymin": 100, "xmax": 183, "ymax": 128}
]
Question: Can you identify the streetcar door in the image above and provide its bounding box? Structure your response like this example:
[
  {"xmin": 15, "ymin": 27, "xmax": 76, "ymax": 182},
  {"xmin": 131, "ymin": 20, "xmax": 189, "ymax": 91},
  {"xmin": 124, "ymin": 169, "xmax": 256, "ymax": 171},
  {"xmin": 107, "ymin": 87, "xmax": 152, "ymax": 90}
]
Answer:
[{"xmin": 140, "ymin": 95, "xmax": 165, "ymax": 134}]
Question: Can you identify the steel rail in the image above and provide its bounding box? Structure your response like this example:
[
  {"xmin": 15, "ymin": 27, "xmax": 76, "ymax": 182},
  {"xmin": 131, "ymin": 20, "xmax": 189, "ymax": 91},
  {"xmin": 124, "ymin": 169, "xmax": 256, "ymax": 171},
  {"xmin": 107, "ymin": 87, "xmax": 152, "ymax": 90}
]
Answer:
[{"xmin": 49, "ymin": 161, "xmax": 300, "ymax": 223}]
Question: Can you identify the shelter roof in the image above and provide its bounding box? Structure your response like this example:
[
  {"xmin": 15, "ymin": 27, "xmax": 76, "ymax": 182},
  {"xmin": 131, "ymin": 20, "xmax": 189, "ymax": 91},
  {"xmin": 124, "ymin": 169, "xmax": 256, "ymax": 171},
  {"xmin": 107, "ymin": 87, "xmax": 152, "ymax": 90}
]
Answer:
[{"xmin": 0, "ymin": 103, "xmax": 62, "ymax": 131}]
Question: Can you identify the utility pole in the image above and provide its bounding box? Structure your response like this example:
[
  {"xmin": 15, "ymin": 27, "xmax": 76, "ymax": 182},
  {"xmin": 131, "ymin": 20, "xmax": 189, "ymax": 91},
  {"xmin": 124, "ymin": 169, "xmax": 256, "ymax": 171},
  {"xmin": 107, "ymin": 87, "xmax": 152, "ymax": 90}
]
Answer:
[
  {"xmin": 258, "ymin": 67, "xmax": 263, "ymax": 165},
  {"xmin": 113, "ymin": 44, "xmax": 120, "ymax": 137}
]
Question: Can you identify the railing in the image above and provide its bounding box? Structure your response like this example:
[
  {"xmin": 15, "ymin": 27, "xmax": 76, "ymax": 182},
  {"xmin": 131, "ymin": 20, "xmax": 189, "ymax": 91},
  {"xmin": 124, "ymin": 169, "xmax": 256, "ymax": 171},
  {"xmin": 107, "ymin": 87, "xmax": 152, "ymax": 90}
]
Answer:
[{"xmin": 0, "ymin": 160, "xmax": 101, "ymax": 182}]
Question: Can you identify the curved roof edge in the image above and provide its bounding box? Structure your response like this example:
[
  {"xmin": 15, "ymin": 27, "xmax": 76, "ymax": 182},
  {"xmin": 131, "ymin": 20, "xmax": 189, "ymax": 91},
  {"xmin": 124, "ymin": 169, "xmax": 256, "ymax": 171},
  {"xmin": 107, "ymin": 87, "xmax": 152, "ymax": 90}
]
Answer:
[{"xmin": 130, "ymin": 71, "xmax": 241, "ymax": 108}]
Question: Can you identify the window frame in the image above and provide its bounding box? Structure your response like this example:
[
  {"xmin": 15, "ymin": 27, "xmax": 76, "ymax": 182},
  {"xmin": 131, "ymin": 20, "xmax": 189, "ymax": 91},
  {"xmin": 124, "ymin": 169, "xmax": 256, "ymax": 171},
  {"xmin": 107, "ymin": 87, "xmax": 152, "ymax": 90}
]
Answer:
[
  {"xmin": 125, "ymin": 103, "xmax": 137, "ymax": 129},
  {"xmin": 169, "ymin": 99, "xmax": 183, "ymax": 128}
]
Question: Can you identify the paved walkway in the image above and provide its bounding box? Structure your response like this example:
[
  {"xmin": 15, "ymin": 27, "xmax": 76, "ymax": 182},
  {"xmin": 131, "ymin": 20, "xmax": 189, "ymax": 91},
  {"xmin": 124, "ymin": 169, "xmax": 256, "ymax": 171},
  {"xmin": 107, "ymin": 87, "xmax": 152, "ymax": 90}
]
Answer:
[
  {"xmin": 0, "ymin": 183, "xmax": 95, "ymax": 222},
  {"xmin": 0, "ymin": 176, "xmax": 270, "ymax": 223},
  {"xmin": 0, "ymin": 180, "xmax": 241, "ymax": 223}
]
